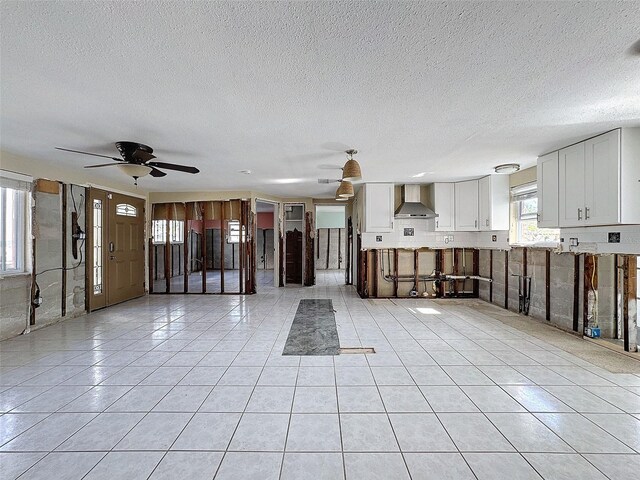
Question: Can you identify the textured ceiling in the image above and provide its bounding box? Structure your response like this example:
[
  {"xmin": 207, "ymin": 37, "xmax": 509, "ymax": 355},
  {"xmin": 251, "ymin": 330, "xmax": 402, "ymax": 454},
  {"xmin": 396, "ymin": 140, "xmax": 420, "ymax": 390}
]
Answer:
[{"xmin": 1, "ymin": 1, "xmax": 639, "ymax": 197}]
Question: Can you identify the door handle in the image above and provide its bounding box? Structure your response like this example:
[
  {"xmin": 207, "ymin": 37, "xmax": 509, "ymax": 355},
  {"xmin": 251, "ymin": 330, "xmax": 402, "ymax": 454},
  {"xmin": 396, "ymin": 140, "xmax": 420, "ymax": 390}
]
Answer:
[
  {"xmin": 577, "ymin": 208, "xmax": 582, "ymax": 220},
  {"xmin": 109, "ymin": 242, "xmax": 115, "ymax": 253},
  {"xmin": 109, "ymin": 255, "xmax": 116, "ymax": 260},
  {"xmin": 585, "ymin": 207, "xmax": 590, "ymax": 220},
  {"xmin": 485, "ymin": 219, "xmax": 489, "ymax": 227}
]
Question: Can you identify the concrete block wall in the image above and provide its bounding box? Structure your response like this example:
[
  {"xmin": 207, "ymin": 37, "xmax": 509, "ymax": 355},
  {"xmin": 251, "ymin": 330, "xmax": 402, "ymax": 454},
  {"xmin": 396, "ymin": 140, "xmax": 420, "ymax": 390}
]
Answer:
[
  {"xmin": 316, "ymin": 228, "xmax": 345, "ymax": 270},
  {"xmin": 0, "ymin": 274, "xmax": 30, "ymax": 339},
  {"xmin": 1, "ymin": 183, "xmax": 87, "ymax": 340},
  {"xmin": 479, "ymin": 247, "xmax": 594, "ymax": 335}
]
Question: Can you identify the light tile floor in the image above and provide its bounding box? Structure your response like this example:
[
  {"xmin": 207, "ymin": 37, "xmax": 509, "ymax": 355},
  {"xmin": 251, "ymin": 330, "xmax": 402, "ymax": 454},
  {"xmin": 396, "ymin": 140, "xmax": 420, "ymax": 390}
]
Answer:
[{"xmin": 1, "ymin": 271, "xmax": 639, "ymax": 479}]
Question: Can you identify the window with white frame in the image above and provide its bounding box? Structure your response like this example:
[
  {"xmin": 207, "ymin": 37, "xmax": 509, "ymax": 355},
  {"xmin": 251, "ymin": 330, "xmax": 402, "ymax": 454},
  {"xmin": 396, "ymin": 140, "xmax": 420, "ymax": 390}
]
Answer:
[
  {"xmin": 0, "ymin": 173, "xmax": 31, "ymax": 274},
  {"xmin": 152, "ymin": 220, "xmax": 184, "ymax": 244},
  {"xmin": 511, "ymin": 183, "xmax": 559, "ymax": 245},
  {"xmin": 227, "ymin": 220, "xmax": 245, "ymax": 244}
]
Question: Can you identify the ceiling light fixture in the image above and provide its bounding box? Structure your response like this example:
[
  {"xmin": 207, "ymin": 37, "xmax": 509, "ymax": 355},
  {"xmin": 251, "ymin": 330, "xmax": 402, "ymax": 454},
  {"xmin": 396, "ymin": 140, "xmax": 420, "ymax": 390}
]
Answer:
[
  {"xmin": 342, "ymin": 149, "xmax": 362, "ymax": 181},
  {"xmin": 117, "ymin": 163, "xmax": 152, "ymax": 185},
  {"xmin": 494, "ymin": 163, "xmax": 520, "ymax": 174},
  {"xmin": 336, "ymin": 180, "xmax": 354, "ymax": 198}
]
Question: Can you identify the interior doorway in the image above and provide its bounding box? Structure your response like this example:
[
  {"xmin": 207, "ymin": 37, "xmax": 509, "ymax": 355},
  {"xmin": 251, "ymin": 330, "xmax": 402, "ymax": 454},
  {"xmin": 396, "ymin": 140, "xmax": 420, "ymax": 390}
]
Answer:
[
  {"xmin": 87, "ymin": 188, "xmax": 145, "ymax": 311},
  {"xmin": 284, "ymin": 204, "xmax": 304, "ymax": 285},
  {"xmin": 315, "ymin": 205, "xmax": 346, "ymax": 286},
  {"xmin": 256, "ymin": 200, "xmax": 276, "ymax": 288}
]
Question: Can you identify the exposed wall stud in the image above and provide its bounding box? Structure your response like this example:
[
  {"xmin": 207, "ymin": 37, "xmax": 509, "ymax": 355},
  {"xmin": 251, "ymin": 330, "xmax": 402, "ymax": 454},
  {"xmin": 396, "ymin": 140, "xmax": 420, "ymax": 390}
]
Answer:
[{"xmin": 545, "ymin": 250, "xmax": 551, "ymax": 321}]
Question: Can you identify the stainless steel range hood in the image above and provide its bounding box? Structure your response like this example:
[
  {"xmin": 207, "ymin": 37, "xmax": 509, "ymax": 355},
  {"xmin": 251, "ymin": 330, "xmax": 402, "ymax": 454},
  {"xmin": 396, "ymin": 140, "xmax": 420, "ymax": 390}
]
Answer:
[{"xmin": 394, "ymin": 184, "xmax": 438, "ymax": 219}]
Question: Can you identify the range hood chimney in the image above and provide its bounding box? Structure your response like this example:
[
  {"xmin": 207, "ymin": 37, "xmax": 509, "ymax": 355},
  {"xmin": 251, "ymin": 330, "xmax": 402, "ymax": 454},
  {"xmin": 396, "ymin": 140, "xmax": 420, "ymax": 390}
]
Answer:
[{"xmin": 394, "ymin": 184, "xmax": 438, "ymax": 219}]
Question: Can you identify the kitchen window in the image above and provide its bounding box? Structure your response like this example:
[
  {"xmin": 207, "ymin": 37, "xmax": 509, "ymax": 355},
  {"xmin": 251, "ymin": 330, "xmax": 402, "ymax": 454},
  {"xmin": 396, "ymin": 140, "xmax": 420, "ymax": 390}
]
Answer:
[{"xmin": 511, "ymin": 183, "xmax": 559, "ymax": 245}]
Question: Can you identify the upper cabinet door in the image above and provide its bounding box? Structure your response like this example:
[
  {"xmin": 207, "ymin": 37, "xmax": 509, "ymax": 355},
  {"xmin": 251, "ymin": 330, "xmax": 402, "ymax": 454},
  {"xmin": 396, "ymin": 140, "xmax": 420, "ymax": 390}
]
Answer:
[
  {"xmin": 537, "ymin": 151, "xmax": 559, "ymax": 228},
  {"xmin": 558, "ymin": 143, "xmax": 585, "ymax": 227},
  {"xmin": 454, "ymin": 179, "xmax": 479, "ymax": 231},
  {"xmin": 364, "ymin": 183, "xmax": 395, "ymax": 232},
  {"xmin": 433, "ymin": 183, "xmax": 454, "ymax": 231},
  {"xmin": 478, "ymin": 176, "xmax": 491, "ymax": 231},
  {"xmin": 584, "ymin": 129, "xmax": 620, "ymax": 225}
]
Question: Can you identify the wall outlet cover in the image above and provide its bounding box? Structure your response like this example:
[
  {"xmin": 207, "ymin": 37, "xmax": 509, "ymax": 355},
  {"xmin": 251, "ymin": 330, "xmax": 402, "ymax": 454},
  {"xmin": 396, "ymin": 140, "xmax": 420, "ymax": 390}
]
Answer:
[
  {"xmin": 404, "ymin": 228, "xmax": 414, "ymax": 237},
  {"xmin": 491, "ymin": 235, "xmax": 497, "ymax": 242},
  {"xmin": 608, "ymin": 232, "xmax": 621, "ymax": 243},
  {"xmin": 376, "ymin": 235, "xmax": 383, "ymax": 242}
]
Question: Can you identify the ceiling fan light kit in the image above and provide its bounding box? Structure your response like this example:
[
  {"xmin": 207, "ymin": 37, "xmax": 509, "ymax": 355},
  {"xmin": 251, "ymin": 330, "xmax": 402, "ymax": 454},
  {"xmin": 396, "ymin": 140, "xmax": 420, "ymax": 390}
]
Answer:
[
  {"xmin": 118, "ymin": 163, "xmax": 152, "ymax": 178},
  {"xmin": 342, "ymin": 149, "xmax": 362, "ymax": 181},
  {"xmin": 336, "ymin": 180, "xmax": 354, "ymax": 198},
  {"xmin": 494, "ymin": 163, "xmax": 520, "ymax": 174}
]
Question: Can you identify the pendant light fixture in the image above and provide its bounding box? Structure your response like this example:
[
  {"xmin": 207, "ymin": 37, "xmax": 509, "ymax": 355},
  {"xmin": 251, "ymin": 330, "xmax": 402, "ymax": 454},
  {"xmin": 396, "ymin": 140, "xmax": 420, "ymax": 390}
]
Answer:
[
  {"xmin": 336, "ymin": 180, "xmax": 354, "ymax": 198},
  {"xmin": 342, "ymin": 149, "xmax": 362, "ymax": 181}
]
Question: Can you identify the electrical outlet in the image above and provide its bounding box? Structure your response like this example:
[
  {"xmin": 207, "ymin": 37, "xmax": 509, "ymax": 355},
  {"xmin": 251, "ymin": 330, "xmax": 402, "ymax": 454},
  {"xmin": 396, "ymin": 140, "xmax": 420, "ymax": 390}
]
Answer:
[
  {"xmin": 491, "ymin": 235, "xmax": 497, "ymax": 242},
  {"xmin": 569, "ymin": 238, "xmax": 579, "ymax": 247},
  {"xmin": 375, "ymin": 235, "xmax": 383, "ymax": 242},
  {"xmin": 608, "ymin": 232, "xmax": 621, "ymax": 243},
  {"xmin": 404, "ymin": 228, "xmax": 414, "ymax": 237}
]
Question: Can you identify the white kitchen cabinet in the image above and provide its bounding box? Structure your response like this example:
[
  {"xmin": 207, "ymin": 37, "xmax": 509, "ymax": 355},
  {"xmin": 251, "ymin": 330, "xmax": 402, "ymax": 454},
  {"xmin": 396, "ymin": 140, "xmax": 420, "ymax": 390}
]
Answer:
[
  {"xmin": 432, "ymin": 183, "xmax": 454, "ymax": 231},
  {"xmin": 548, "ymin": 128, "xmax": 640, "ymax": 228},
  {"xmin": 536, "ymin": 151, "xmax": 559, "ymax": 228},
  {"xmin": 558, "ymin": 142, "xmax": 586, "ymax": 227},
  {"xmin": 364, "ymin": 183, "xmax": 395, "ymax": 232},
  {"xmin": 584, "ymin": 129, "xmax": 619, "ymax": 225},
  {"xmin": 478, "ymin": 175, "xmax": 509, "ymax": 231},
  {"xmin": 454, "ymin": 179, "xmax": 479, "ymax": 231}
]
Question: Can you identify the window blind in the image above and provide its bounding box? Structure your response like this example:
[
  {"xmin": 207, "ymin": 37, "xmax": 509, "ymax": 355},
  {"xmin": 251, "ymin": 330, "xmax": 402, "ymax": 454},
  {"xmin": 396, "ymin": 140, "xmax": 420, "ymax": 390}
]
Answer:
[
  {"xmin": 0, "ymin": 170, "xmax": 32, "ymax": 191},
  {"xmin": 510, "ymin": 182, "xmax": 536, "ymax": 201}
]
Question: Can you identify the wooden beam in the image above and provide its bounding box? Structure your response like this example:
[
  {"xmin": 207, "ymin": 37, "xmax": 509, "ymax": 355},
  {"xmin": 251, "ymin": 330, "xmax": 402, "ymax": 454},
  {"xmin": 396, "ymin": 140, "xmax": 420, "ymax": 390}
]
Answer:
[
  {"xmin": 393, "ymin": 248, "xmax": 399, "ymax": 298},
  {"xmin": 414, "ymin": 249, "xmax": 420, "ymax": 295},
  {"xmin": 372, "ymin": 249, "xmax": 378, "ymax": 298},
  {"xmin": 504, "ymin": 250, "xmax": 509, "ymax": 310},
  {"xmin": 522, "ymin": 247, "xmax": 528, "ymax": 278},
  {"xmin": 452, "ymin": 248, "xmax": 458, "ymax": 296},
  {"xmin": 489, "ymin": 249, "xmax": 493, "ymax": 303},
  {"xmin": 326, "ymin": 228, "xmax": 331, "ymax": 269},
  {"xmin": 61, "ymin": 183, "xmax": 67, "ymax": 317},
  {"xmin": 338, "ymin": 228, "xmax": 342, "ymax": 269},
  {"xmin": 573, "ymin": 254, "xmax": 580, "ymax": 332},
  {"xmin": 472, "ymin": 249, "xmax": 479, "ymax": 297},
  {"xmin": 165, "ymin": 208, "xmax": 171, "ymax": 293},
  {"xmin": 545, "ymin": 250, "xmax": 551, "ymax": 321},
  {"xmin": 148, "ymin": 238, "xmax": 154, "ymax": 294},
  {"xmin": 239, "ymin": 201, "xmax": 244, "ymax": 294},
  {"xmin": 184, "ymin": 203, "xmax": 190, "ymax": 293},
  {"xmin": 304, "ymin": 211, "xmax": 315, "ymax": 286},
  {"xmin": 218, "ymin": 203, "xmax": 224, "ymax": 293}
]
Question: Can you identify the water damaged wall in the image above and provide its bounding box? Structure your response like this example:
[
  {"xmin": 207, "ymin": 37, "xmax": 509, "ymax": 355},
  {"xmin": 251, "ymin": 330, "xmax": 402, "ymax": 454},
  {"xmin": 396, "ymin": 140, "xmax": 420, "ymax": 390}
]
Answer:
[{"xmin": 0, "ymin": 179, "xmax": 86, "ymax": 340}]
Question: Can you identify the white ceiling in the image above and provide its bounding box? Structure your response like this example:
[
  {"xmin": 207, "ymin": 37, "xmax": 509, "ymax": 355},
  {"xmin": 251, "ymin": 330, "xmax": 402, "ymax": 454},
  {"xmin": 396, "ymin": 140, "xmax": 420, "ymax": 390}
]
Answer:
[{"xmin": 1, "ymin": 1, "xmax": 639, "ymax": 197}]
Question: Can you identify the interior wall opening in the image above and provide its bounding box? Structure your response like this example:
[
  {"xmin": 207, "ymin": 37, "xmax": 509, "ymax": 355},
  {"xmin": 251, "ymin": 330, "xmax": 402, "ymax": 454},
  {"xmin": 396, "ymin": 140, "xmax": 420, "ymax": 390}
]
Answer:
[{"xmin": 315, "ymin": 204, "xmax": 346, "ymax": 285}]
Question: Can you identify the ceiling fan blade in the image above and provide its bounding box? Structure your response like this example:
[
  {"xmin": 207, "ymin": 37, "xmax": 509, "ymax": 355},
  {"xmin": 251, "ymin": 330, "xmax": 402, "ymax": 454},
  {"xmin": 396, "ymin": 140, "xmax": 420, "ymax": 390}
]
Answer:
[
  {"xmin": 149, "ymin": 167, "xmax": 167, "ymax": 177},
  {"xmin": 132, "ymin": 150, "xmax": 156, "ymax": 162},
  {"xmin": 84, "ymin": 163, "xmax": 122, "ymax": 168},
  {"xmin": 147, "ymin": 161, "xmax": 199, "ymax": 174},
  {"xmin": 56, "ymin": 147, "xmax": 121, "ymax": 161}
]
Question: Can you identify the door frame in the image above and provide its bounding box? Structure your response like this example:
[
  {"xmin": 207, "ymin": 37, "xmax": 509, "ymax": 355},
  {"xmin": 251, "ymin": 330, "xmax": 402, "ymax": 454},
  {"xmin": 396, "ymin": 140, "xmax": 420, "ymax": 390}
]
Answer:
[
  {"xmin": 86, "ymin": 187, "xmax": 147, "ymax": 312},
  {"xmin": 282, "ymin": 202, "xmax": 305, "ymax": 286},
  {"xmin": 255, "ymin": 198, "xmax": 279, "ymax": 289}
]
